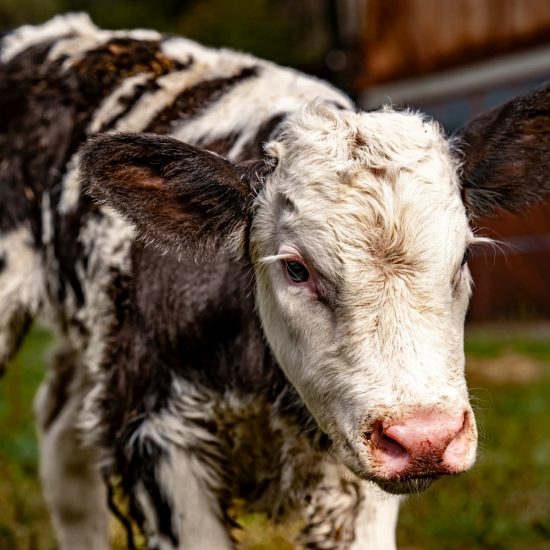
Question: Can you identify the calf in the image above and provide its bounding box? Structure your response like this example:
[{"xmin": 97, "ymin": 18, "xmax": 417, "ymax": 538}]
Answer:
[{"xmin": 1, "ymin": 14, "xmax": 549, "ymax": 550}]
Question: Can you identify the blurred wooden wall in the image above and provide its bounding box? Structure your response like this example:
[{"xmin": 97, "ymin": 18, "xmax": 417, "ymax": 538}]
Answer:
[
  {"xmin": 344, "ymin": 0, "xmax": 550, "ymax": 321},
  {"xmin": 357, "ymin": 0, "xmax": 550, "ymax": 86},
  {"xmin": 468, "ymin": 201, "xmax": 550, "ymax": 321}
]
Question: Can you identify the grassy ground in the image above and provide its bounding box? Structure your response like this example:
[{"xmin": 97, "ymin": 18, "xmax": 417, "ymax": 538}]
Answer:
[{"xmin": 0, "ymin": 325, "xmax": 549, "ymax": 549}]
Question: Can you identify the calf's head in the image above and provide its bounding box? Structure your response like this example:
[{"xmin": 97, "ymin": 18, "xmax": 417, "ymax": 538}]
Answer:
[{"xmin": 81, "ymin": 84, "xmax": 550, "ymax": 494}]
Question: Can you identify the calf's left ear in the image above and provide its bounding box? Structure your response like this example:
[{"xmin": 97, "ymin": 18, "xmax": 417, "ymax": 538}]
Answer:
[
  {"xmin": 455, "ymin": 82, "xmax": 550, "ymax": 216},
  {"xmin": 80, "ymin": 133, "xmax": 263, "ymax": 257}
]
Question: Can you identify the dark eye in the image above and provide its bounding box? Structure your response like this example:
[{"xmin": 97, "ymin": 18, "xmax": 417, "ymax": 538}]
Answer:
[
  {"xmin": 285, "ymin": 260, "xmax": 310, "ymax": 283},
  {"xmin": 461, "ymin": 248, "xmax": 470, "ymax": 266}
]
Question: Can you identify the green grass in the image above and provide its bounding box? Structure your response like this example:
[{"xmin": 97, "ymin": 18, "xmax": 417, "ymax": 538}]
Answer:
[
  {"xmin": 0, "ymin": 327, "xmax": 55, "ymax": 550},
  {"xmin": 398, "ymin": 376, "xmax": 550, "ymax": 549},
  {"xmin": 1, "ymin": 327, "xmax": 549, "ymax": 549},
  {"xmin": 465, "ymin": 323, "xmax": 550, "ymax": 360}
]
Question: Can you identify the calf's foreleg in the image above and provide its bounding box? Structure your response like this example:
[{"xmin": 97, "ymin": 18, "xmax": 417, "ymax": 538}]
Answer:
[{"xmin": 34, "ymin": 346, "xmax": 110, "ymax": 550}]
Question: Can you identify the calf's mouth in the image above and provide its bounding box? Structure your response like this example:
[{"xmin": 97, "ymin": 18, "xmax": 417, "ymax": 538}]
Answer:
[{"xmin": 373, "ymin": 475, "xmax": 436, "ymax": 495}]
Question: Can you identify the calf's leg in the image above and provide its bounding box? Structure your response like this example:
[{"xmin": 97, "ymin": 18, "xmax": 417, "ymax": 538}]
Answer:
[{"xmin": 34, "ymin": 346, "xmax": 110, "ymax": 550}]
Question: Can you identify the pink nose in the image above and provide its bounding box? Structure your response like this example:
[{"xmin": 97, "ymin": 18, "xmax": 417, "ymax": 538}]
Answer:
[{"xmin": 367, "ymin": 410, "xmax": 472, "ymax": 477}]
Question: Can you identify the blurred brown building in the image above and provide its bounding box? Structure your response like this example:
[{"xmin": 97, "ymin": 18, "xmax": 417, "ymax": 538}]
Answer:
[{"xmin": 328, "ymin": 0, "xmax": 550, "ymax": 321}]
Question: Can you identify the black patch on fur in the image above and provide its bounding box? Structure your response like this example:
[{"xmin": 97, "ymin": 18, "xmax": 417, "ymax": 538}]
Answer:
[
  {"xmin": 95, "ymin": 240, "xmax": 315, "ymax": 459},
  {"xmin": 0, "ymin": 41, "xmax": 55, "ymax": 239},
  {"xmin": 117, "ymin": 422, "xmax": 179, "ymax": 547},
  {"xmin": 199, "ymin": 133, "xmax": 242, "ymax": 156},
  {"xmin": 455, "ymin": 81, "xmax": 550, "ymax": 215},
  {"xmin": 0, "ymin": 254, "xmax": 5, "ymax": 274},
  {"xmin": 238, "ymin": 112, "xmax": 287, "ymax": 160},
  {"xmin": 105, "ymin": 476, "xmax": 138, "ymax": 550},
  {"xmin": 146, "ymin": 65, "xmax": 260, "ymax": 134}
]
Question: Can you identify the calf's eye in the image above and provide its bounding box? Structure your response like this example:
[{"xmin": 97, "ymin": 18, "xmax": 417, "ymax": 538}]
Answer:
[{"xmin": 285, "ymin": 260, "xmax": 310, "ymax": 283}]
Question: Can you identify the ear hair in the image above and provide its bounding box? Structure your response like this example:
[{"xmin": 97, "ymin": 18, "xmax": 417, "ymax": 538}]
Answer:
[
  {"xmin": 240, "ymin": 157, "xmax": 278, "ymax": 193},
  {"xmin": 454, "ymin": 82, "xmax": 550, "ymax": 216},
  {"xmin": 80, "ymin": 133, "xmax": 268, "ymax": 258}
]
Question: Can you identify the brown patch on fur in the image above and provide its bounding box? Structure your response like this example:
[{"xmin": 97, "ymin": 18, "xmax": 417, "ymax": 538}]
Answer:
[
  {"xmin": 118, "ymin": 165, "xmax": 166, "ymax": 190},
  {"xmin": 368, "ymin": 220, "xmax": 421, "ymax": 279},
  {"xmin": 349, "ymin": 131, "xmax": 368, "ymax": 161},
  {"xmin": 71, "ymin": 38, "xmax": 185, "ymax": 93},
  {"xmin": 369, "ymin": 166, "xmax": 387, "ymax": 180},
  {"xmin": 353, "ymin": 132, "xmax": 367, "ymax": 148}
]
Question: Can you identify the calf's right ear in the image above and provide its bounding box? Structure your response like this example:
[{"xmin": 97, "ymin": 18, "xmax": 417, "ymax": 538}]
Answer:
[
  {"xmin": 454, "ymin": 82, "xmax": 550, "ymax": 216},
  {"xmin": 80, "ymin": 133, "xmax": 262, "ymax": 257}
]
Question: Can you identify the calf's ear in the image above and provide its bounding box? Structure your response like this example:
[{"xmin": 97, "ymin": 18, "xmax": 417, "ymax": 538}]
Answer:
[
  {"xmin": 80, "ymin": 133, "xmax": 263, "ymax": 257},
  {"xmin": 454, "ymin": 82, "xmax": 550, "ymax": 216}
]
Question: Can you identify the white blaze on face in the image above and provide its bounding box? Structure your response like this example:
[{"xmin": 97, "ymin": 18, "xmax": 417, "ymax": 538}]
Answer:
[{"xmin": 252, "ymin": 102, "xmax": 479, "ymax": 488}]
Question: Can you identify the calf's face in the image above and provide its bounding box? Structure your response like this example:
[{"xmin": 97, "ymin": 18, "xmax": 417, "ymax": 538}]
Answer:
[
  {"xmin": 251, "ymin": 105, "xmax": 478, "ymax": 492},
  {"xmin": 81, "ymin": 84, "xmax": 550, "ymax": 494}
]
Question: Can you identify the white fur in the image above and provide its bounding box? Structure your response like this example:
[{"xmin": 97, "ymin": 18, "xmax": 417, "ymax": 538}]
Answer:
[
  {"xmin": 76, "ymin": 208, "xmax": 135, "ymax": 443},
  {"xmin": 1, "ymin": 12, "xmax": 160, "ymax": 65},
  {"xmin": 1, "ymin": 13, "xmax": 97, "ymax": 62},
  {"xmin": 88, "ymin": 73, "xmax": 151, "ymax": 135},
  {"xmin": 0, "ymin": 226, "xmax": 44, "ymax": 364},
  {"xmin": 58, "ymin": 155, "xmax": 82, "ymax": 214},
  {"xmin": 155, "ymin": 453, "xmax": 233, "ymax": 550},
  {"xmin": 162, "ymin": 36, "xmax": 352, "ymax": 159},
  {"xmin": 113, "ymin": 68, "xmax": 210, "ymax": 133},
  {"xmin": 349, "ymin": 485, "xmax": 400, "ymax": 550}
]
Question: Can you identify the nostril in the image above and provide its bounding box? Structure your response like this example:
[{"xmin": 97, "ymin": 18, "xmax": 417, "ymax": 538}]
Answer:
[
  {"xmin": 379, "ymin": 433, "xmax": 409, "ymax": 459},
  {"xmin": 367, "ymin": 422, "xmax": 408, "ymax": 459}
]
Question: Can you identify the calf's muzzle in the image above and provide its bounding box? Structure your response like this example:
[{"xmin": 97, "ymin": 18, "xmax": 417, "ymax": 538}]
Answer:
[{"xmin": 365, "ymin": 409, "xmax": 475, "ymax": 489}]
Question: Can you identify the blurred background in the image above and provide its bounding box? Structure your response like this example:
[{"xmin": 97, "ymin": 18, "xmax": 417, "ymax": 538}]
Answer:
[{"xmin": 0, "ymin": 1, "xmax": 549, "ymax": 549}]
